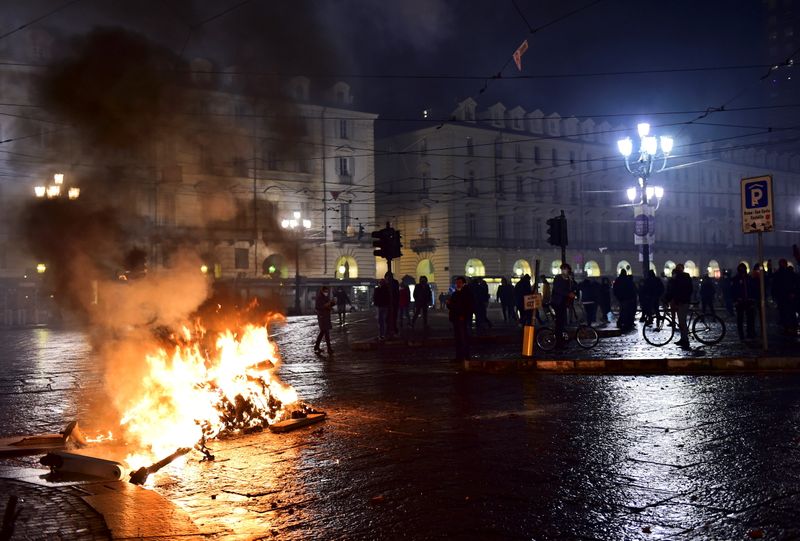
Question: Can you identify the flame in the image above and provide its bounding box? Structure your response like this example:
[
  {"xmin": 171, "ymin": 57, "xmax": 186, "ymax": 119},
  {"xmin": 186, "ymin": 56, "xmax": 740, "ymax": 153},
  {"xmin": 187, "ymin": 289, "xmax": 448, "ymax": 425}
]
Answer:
[{"xmin": 118, "ymin": 320, "xmax": 298, "ymax": 469}]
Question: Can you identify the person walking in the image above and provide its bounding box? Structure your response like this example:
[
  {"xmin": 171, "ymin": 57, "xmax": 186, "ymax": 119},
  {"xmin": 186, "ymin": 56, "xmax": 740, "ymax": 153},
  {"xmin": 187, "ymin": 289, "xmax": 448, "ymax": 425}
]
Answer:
[
  {"xmin": 496, "ymin": 277, "xmax": 517, "ymax": 323},
  {"xmin": 412, "ymin": 275, "xmax": 433, "ymax": 329},
  {"xmin": 374, "ymin": 279, "xmax": 390, "ymax": 340},
  {"xmin": 613, "ymin": 269, "xmax": 637, "ymax": 332},
  {"xmin": 700, "ymin": 275, "xmax": 716, "ymax": 315},
  {"xmin": 579, "ymin": 277, "xmax": 597, "ymax": 327},
  {"xmin": 551, "ymin": 263, "xmax": 576, "ymax": 348},
  {"xmin": 665, "ymin": 264, "xmax": 693, "ymax": 348},
  {"xmin": 731, "ymin": 263, "xmax": 756, "ymax": 341},
  {"xmin": 313, "ymin": 286, "xmax": 335, "ymax": 354},
  {"xmin": 438, "ymin": 292, "xmax": 447, "ymax": 310},
  {"xmin": 447, "ymin": 276, "xmax": 473, "ymax": 361},
  {"xmin": 333, "ymin": 286, "xmax": 352, "ymax": 326},
  {"xmin": 514, "ymin": 274, "xmax": 533, "ymax": 326}
]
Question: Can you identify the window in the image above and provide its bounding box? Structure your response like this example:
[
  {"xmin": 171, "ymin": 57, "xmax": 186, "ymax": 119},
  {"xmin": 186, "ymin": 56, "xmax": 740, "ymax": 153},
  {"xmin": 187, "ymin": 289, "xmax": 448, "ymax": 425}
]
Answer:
[
  {"xmin": 534, "ymin": 146, "xmax": 541, "ymax": 165},
  {"xmin": 551, "ymin": 148, "xmax": 559, "ymax": 166},
  {"xmin": 340, "ymin": 202, "xmax": 350, "ymax": 232},
  {"xmin": 516, "ymin": 176, "xmax": 524, "ymax": 197},
  {"xmin": 495, "ymin": 139, "xmax": 503, "ymax": 159},
  {"xmin": 496, "ymin": 174, "xmax": 504, "ymax": 195},
  {"xmin": 466, "ymin": 137, "xmax": 474, "ymax": 156},
  {"xmin": 467, "ymin": 170, "xmax": 477, "ymax": 197},
  {"xmin": 498, "ymin": 216, "xmax": 506, "ymax": 239},
  {"xmin": 235, "ymin": 248, "xmax": 249, "ymax": 270},
  {"xmin": 466, "ymin": 106, "xmax": 475, "ymax": 121},
  {"xmin": 339, "ymin": 119, "xmax": 349, "ymax": 139},
  {"xmin": 515, "ymin": 144, "xmax": 522, "ymax": 163},
  {"xmin": 337, "ymin": 156, "xmax": 352, "ymax": 181},
  {"xmin": 467, "ymin": 213, "xmax": 477, "ymax": 237},
  {"xmin": 421, "ymin": 170, "xmax": 429, "ymax": 195},
  {"xmin": 420, "ymin": 214, "xmax": 429, "ymax": 233}
]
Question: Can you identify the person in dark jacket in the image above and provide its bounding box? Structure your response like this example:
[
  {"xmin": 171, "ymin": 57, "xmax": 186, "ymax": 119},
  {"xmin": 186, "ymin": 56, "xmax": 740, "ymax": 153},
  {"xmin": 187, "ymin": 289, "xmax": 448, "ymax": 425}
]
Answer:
[
  {"xmin": 731, "ymin": 263, "xmax": 756, "ymax": 340},
  {"xmin": 699, "ymin": 275, "xmax": 716, "ymax": 315},
  {"xmin": 314, "ymin": 286, "xmax": 335, "ymax": 354},
  {"xmin": 412, "ymin": 275, "xmax": 433, "ymax": 329},
  {"xmin": 471, "ymin": 278, "xmax": 492, "ymax": 330},
  {"xmin": 398, "ymin": 283, "xmax": 411, "ymax": 328},
  {"xmin": 334, "ymin": 287, "xmax": 352, "ymax": 326},
  {"xmin": 551, "ymin": 263, "xmax": 576, "ymax": 348},
  {"xmin": 665, "ymin": 264, "xmax": 693, "ymax": 347},
  {"xmin": 496, "ymin": 277, "xmax": 517, "ymax": 323},
  {"xmin": 374, "ymin": 279, "xmax": 390, "ymax": 340},
  {"xmin": 613, "ymin": 269, "xmax": 637, "ymax": 332},
  {"xmin": 447, "ymin": 276, "xmax": 474, "ymax": 361},
  {"xmin": 385, "ymin": 272, "xmax": 400, "ymax": 336},
  {"xmin": 640, "ymin": 270, "xmax": 665, "ymax": 322},
  {"xmin": 598, "ymin": 277, "xmax": 612, "ymax": 323},
  {"xmin": 771, "ymin": 259, "xmax": 797, "ymax": 333},
  {"xmin": 579, "ymin": 277, "xmax": 597, "ymax": 326},
  {"xmin": 720, "ymin": 270, "xmax": 734, "ymax": 316},
  {"xmin": 514, "ymin": 274, "xmax": 533, "ymax": 325}
]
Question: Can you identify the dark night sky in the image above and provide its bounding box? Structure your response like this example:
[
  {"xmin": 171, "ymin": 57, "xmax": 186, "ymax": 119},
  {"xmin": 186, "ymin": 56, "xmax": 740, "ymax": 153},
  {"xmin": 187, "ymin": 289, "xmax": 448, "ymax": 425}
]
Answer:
[{"xmin": 2, "ymin": 0, "xmax": 797, "ymax": 144}]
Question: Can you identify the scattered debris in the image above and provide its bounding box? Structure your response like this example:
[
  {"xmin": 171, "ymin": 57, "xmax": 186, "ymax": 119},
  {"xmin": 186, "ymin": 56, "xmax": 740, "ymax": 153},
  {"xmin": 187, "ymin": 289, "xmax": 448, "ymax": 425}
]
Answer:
[
  {"xmin": 269, "ymin": 412, "xmax": 326, "ymax": 433},
  {"xmin": 748, "ymin": 529, "xmax": 764, "ymax": 539},
  {"xmin": 0, "ymin": 420, "xmax": 86, "ymax": 457},
  {"xmin": 129, "ymin": 447, "xmax": 191, "ymax": 485},
  {"xmin": 370, "ymin": 495, "xmax": 385, "ymax": 504},
  {"xmin": 40, "ymin": 449, "xmax": 125, "ymax": 480}
]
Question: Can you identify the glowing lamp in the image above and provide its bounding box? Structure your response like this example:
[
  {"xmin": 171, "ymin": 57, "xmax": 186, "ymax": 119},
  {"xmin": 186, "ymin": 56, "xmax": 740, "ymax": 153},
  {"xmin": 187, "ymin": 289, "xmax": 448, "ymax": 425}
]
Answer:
[
  {"xmin": 289, "ymin": 219, "xmax": 298, "ymax": 228},
  {"xmin": 68, "ymin": 187, "xmax": 80, "ymax": 200},
  {"xmin": 626, "ymin": 187, "xmax": 637, "ymax": 202},
  {"xmin": 268, "ymin": 265, "xmax": 277, "ymax": 274},
  {"xmin": 637, "ymin": 123, "xmax": 650, "ymax": 137},
  {"xmin": 46, "ymin": 185, "xmax": 61, "ymax": 198},
  {"xmin": 54, "ymin": 173, "xmax": 64, "ymax": 185},
  {"xmin": 654, "ymin": 186, "xmax": 664, "ymax": 199},
  {"xmin": 34, "ymin": 186, "xmax": 46, "ymax": 197},
  {"xmin": 36, "ymin": 263, "xmax": 47, "ymax": 274},
  {"xmin": 467, "ymin": 265, "xmax": 475, "ymax": 275},
  {"xmin": 293, "ymin": 211, "xmax": 301, "ymax": 219},
  {"xmin": 200, "ymin": 264, "xmax": 208, "ymax": 274},
  {"xmin": 645, "ymin": 186, "xmax": 655, "ymax": 199},
  {"xmin": 660, "ymin": 136, "xmax": 674, "ymax": 154},
  {"xmin": 302, "ymin": 219, "xmax": 311, "ymax": 229},
  {"xmin": 281, "ymin": 219, "xmax": 289, "ymax": 228},
  {"xmin": 617, "ymin": 137, "xmax": 633, "ymax": 157},
  {"xmin": 515, "ymin": 267, "xmax": 523, "ymax": 276},
  {"xmin": 338, "ymin": 265, "xmax": 346, "ymax": 275}
]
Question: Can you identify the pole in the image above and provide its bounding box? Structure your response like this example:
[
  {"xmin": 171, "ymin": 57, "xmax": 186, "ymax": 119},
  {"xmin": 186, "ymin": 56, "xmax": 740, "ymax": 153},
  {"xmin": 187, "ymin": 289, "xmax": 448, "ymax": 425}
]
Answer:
[
  {"xmin": 757, "ymin": 232, "xmax": 768, "ymax": 351},
  {"xmin": 559, "ymin": 209, "xmax": 566, "ymax": 265},
  {"xmin": 641, "ymin": 179, "xmax": 650, "ymax": 277},
  {"xmin": 294, "ymin": 235, "xmax": 301, "ymax": 315},
  {"xmin": 253, "ymin": 118, "xmax": 259, "ymax": 278}
]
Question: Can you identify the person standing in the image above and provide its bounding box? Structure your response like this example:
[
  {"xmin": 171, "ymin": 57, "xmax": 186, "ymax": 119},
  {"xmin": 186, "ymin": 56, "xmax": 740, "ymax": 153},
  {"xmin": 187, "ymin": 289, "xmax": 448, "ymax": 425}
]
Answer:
[
  {"xmin": 720, "ymin": 270, "xmax": 734, "ymax": 316},
  {"xmin": 613, "ymin": 269, "xmax": 637, "ymax": 332},
  {"xmin": 665, "ymin": 264, "xmax": 693, "ymax": 348},
  {"xmin": 385, "ymin": 272, "xmax": 400, "ymax": 336},
  {"xmin": 496, "ymin": 277, "xmax": 516, "ymax": 323},
  {"xmin": 772, "ymin": 259, "xmax": 798, "ymax": 334},
  {"xmin": 333, "ymin": 286, "xmax": 352, "ymax": 326},
  {"xmin": 731, "ymin": 263, "xmax": 756, "ymax": 341},
  {"xmin": 598, "ymin": 277, "xmax": 612, "ymax": 324},
  {"xmin": 398, "ymin": 284, "xmax": 411, "ymax": 328},
  {"xmin": 514, "ymin": 274, "xmax": 533, "ymax": 326},
  {"xmin": 412, "ymin": 275, "xmax": 433, "ymax": 329},
  {"xmin": 447, "ymin": 276, "xmax": 473, "ymax": 361},
  {"xmin": 641, "ymin": 270, "xmax": 665, "ymax": 322},
  {"xmin": 374, "ymin": 279, "xmax": 390, "ymax": 340},
  {"xmin": 551, "ymin": 263, "xmax": 576, "ymax": 348},
  {"xmin": 314, "ymin": 286, "xmax": 335, "ymax": 354},
  {"xmin": 700, "ymin": 275, "xmax": 716, "ymax": 315},
  {"xmin": 579, "ymin": 277, "xmax": 597, "ymax": 327}
]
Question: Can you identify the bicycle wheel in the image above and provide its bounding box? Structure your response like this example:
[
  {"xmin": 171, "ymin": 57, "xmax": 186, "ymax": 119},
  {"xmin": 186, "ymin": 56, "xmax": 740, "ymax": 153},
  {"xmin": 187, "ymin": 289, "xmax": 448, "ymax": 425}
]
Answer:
[
  {"xmin": 692, "ymin": 313, "xmax": 726, "ymax": 345},
  {"xmin": 536, "ymin": 327, "xmax": 556, "ymax": 351},
  {"xmin": 575, "ymin": 325, "xmax": 599, "ymax": 349},
  {"xmin": 642, "ymin": 309, "xmax": 674, "ymax": 346}
]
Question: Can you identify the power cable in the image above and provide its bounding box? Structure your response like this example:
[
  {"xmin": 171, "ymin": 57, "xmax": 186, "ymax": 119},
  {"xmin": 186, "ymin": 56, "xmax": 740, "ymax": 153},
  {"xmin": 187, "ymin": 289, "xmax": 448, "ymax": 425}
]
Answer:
[{"xmin": 0, "ymin": 0, "xmax": 83, "ymax": 42}]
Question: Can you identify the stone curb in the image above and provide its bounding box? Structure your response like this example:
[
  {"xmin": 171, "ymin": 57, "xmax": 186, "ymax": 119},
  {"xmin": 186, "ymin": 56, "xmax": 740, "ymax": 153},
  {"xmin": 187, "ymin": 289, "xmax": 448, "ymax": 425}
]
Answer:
[{"xmin": 463, "ymin": 356, "xmax": 800, "ymax": 374}]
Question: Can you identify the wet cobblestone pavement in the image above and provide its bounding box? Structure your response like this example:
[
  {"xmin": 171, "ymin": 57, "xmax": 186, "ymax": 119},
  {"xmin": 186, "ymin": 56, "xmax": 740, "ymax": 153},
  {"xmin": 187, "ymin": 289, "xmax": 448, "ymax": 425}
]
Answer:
[{"xmin": 1, "ymin": 311, "xmax": 800, "ymax": 539}]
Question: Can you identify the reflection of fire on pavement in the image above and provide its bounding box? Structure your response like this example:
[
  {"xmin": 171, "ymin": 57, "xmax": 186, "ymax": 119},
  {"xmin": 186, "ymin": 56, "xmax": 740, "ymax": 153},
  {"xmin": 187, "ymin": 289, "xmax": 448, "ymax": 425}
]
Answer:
[{"xmin": 6, "ymin": 318, "xmax": 325, "ymax": 485}]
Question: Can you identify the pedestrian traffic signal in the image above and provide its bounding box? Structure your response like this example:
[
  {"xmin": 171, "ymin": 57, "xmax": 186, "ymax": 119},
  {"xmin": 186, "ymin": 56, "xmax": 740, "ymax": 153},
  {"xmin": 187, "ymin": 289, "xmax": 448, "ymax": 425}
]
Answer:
[
  {"xmin": 546, "ymin": 215, "xmax": 568, "ymax": 247},
  {"xmin": 372, "ymin": 228, "xmax": 390, "ymax": 258},
  {"xmin": 389, "ymin": 229, "xmax": 403, "ymax": 259}
]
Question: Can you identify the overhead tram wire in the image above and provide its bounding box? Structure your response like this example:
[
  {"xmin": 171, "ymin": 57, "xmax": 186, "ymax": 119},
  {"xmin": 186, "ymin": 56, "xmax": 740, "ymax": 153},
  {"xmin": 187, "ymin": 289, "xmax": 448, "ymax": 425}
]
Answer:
[{"xmin": 0, "ymin": 0, "xmax": 83, "ymax": 42}]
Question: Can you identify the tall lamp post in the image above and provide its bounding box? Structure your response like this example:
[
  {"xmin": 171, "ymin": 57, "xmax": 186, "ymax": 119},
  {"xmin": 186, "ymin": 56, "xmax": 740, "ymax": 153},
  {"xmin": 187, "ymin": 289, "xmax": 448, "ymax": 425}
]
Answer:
[
  {"xmin": 35, "ymin": 173, "xmax": 80, "ymax": 200},
  {"xmin": 281, "ymin": 211, "xmax": 311, "ymax": 315},
  {"xmin": 617, "ymin": 123, "xmax": 672, "ymax": 276}
]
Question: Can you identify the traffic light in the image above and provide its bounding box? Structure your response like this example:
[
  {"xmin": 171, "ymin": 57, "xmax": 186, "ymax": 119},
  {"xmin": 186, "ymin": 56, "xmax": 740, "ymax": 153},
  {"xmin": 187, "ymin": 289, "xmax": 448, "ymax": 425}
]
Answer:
[
  {"xmin": 389, "ymin": 229, "xmax": 403, "ymax": 259},
  {"xmin": 546, "ymin": 215, "xmax": 568, "ymax": 247},
  {"xmin": 372, "ymin": 228, "xmax": 390, "ymax": 258}
]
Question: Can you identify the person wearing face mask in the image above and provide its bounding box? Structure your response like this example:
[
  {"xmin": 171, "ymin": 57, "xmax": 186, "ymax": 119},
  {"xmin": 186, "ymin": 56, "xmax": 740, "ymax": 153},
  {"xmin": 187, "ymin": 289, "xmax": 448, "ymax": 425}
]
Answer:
[{"xmin": 551, "ymin": 263, "xmax": 576, "ymax": 349}]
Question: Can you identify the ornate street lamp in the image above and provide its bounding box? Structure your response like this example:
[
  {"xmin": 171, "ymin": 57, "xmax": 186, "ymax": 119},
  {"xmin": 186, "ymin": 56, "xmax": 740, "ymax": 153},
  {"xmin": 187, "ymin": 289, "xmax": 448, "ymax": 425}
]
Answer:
[
  {"xmin": 617, "ymin": 123, "xmax": 671, "ymax": 276},
  {"xmin": 35, "ymin": 173, "xmax": 80, "ymax": 201},
  {"xmin": 281, "ymin": 211, "xmax": 312, "ymax": 315}
]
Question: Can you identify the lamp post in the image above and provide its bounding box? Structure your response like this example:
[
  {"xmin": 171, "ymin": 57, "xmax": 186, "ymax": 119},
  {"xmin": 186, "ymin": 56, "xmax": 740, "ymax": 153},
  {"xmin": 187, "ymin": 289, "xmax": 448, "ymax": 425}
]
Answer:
[
  {"xmin": 281, "ymin": 211, "xmax": 312, "ymax": 315},
  {"xmin": 617, "ymin": 123, "xmax": 671, "ymax": 276}
]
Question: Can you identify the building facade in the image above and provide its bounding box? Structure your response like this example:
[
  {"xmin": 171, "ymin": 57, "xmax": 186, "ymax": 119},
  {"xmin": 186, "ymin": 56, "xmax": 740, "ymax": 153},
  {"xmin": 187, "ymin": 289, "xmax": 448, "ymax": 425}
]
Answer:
[{"xmin": 376, "ymin": 98, "xmax": 800, "ymax": 295}]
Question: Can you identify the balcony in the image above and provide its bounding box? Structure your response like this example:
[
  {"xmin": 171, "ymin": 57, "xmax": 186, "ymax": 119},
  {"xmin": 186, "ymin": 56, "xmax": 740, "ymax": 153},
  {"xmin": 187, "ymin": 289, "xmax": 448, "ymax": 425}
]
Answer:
[{"xmin": 409, "ymin": 236, "xmax": 438, "ymax": 253}]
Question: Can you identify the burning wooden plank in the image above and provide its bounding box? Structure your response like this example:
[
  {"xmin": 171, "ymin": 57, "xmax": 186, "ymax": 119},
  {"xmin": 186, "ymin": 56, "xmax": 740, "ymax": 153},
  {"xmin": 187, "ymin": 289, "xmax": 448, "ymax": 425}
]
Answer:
[
  {"xmin": 268, "ymin": 413, "xmax": 326, "ymax": 433},
  {"xmin": 0, "ymin": 421, "xmax": 87, "ymax": 457}
]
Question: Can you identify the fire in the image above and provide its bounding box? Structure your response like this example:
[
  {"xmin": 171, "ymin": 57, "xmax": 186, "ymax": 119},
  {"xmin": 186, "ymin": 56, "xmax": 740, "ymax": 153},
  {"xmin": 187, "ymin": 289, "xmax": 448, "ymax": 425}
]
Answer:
[{"xmin": 118, "ymin": 320, "xmax": 299, "ymax": 469}]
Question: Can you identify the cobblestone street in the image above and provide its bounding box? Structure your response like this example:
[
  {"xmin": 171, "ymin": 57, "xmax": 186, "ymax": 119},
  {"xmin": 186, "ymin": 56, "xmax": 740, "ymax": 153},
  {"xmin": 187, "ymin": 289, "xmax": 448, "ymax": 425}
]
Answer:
[{"xmin": 1, "ymin": 314, "xmax": 800, "ymax": 539}]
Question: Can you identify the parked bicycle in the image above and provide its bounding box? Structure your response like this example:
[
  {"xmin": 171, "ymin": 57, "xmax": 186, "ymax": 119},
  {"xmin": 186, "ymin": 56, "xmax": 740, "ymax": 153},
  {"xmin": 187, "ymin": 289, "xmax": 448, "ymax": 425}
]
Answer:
[
  {"xmin": 642, "ymin": 304, "xmax": 726, "ymax": 347},
  {"xmin": 536, "ymin": 303, "xmax": 599, "ymax": 351}
]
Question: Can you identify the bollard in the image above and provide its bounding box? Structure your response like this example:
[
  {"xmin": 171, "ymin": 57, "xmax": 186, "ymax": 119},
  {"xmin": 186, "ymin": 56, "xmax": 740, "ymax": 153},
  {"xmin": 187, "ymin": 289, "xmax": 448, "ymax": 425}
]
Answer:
[{"xmin": 522, "ymin": 325, "xmax": 535, "ymax": 357}]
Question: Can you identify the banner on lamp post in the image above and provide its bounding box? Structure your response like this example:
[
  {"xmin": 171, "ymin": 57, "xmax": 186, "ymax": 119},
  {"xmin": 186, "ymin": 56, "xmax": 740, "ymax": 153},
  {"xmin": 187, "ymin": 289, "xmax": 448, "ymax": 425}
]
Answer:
[{"xmin": 633, "ymin": 205, "xmax": 655, "ymax": 245}]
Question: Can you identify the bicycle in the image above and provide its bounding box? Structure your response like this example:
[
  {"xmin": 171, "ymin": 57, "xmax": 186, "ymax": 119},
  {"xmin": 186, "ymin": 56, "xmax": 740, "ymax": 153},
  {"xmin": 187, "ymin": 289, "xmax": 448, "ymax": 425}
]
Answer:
[
  {"xmin": 642, "ymin": 304, "xmax": 726, "ymax": 346},
  {"xmin": 535, "ymin": 303, "xmax": 599, "ymax": 351}
]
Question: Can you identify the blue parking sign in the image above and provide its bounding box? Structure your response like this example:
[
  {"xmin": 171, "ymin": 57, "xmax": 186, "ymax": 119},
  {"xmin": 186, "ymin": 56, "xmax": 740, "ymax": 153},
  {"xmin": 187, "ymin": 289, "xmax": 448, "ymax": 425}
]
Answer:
[{"xmin": 740, "ymin": 175, "xmax": 773, "ymax": 233}]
